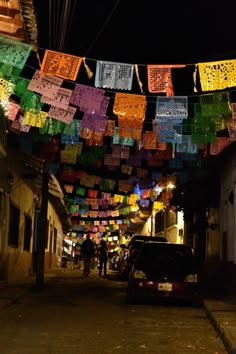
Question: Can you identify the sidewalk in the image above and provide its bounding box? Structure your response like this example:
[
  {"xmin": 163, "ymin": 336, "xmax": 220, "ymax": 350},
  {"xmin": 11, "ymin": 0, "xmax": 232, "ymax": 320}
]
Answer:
[
  {"xmin": 202, "ymin": 294, "xmax": 236, "ymax": 354},
  {"xmin": 0, "ymin": 270, "xmax": 236, "ymax": 354},
  {"xmin": 0, "ymin": 267, "xmax": 92, "ymax": 309},
  {"xmin": 0, "ymin": 277, "xmax": 35, "ymax": 309}
]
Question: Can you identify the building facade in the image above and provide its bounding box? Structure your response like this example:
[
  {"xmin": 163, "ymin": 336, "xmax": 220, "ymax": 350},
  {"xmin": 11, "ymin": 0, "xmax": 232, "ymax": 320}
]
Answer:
[{"xmin": 0, "ymin": 151, "xmax": 70, "ymax": 285}]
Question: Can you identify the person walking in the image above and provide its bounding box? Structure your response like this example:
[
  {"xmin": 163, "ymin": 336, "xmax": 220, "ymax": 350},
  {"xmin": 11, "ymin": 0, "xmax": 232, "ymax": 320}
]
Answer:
[
  {"xmin": 81, "ymin": 234, "xmax": 95, "ymax": 277},
  {"xmin": 98, "ymin": 239, "xmax": 108, "ymax": 278}
]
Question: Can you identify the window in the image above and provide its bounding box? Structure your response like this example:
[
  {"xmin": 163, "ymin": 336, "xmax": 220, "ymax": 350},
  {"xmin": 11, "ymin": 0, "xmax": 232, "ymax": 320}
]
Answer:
[
  {"xmin": 8, "ymin": 203, "xmax": 20, "ymax": 247},
  {"xmin": 53, "ymin": 227, "xmax": 57, "ymax": 254},
  {"xmin": 155, "ymin": 210, "xmax": 164, "ymax": 234},
  {"xmin": 166, "ymin": 209, "xmax": 177, "ymax": 228},
  {"xmin": 45, "ymin": 220, "xmax": 49, "ymax": 249},
  {"xmin": 23, "ymin": 214, "xmax": 32, "ymax": 251}
]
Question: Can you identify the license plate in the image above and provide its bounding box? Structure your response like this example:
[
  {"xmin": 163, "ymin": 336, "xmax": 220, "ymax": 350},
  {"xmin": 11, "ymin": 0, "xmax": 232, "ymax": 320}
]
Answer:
[{"xmin": 157, "ymin": 283, "xmax": 172, "ymax": 291}]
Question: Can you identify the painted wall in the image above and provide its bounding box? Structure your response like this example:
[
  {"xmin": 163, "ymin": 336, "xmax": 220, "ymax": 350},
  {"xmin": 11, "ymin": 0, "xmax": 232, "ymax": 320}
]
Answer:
[
  {"xmin": 0, "ymin": 174, "xmax": 65, "ymax": 283},
  {"xmin": 45, "ymin": 202, "xmax": 64, "ymax": 270},
  {"xmin": 5, "ymin": 176, "xmax": 35, "ymax": 282}
]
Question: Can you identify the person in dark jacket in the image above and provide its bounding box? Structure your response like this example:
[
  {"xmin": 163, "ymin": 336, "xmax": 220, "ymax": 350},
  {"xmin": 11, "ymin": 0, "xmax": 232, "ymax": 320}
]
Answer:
[
  {"xmin": 98, "ymin": 239, "xmax": 108, "ymax": 278},
  {"xmin": 81, "ymin": 234, "xmax": 95, "ymax": 277}
]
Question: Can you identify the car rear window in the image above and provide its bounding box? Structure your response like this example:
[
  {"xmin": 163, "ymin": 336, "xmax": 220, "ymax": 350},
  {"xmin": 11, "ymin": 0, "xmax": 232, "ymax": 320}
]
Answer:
[{"xmin": 136, "ymin": 242, "xmax": 195, "ymax": 269}]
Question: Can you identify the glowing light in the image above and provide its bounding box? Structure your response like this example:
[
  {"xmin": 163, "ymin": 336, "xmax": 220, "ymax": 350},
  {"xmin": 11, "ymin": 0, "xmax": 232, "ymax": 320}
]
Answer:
[{"xmin": 166, "ymin": 182, "xmax": 175, "ymax": 190}]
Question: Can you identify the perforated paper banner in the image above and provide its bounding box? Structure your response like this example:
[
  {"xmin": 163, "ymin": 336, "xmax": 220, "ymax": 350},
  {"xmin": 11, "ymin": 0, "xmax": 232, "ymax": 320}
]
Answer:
[
  {"xmin": 0, "ymin": 78, "xmax": 15, "ymax": 99},
  {"xmin": 121, "ymin": 164, "xmax": 133, "ymax": 175},
  {"xmin": 80, "ymin": 174, "xmax": 96, "ymax": 188},
  {"xmin": 7, "ymin": 101, "xmax": 20, "ymax": 121},
  {"xmin": 40, "ymin": 118, "xmax": 64, "ymax": 135},
  {"xmin": 0, "ymin": 35, "xmax": 32, "ymax": 69},
  {"xmin": 118, "ymin": 117, "xmax": 143, "ymax": 140},
  {"xmin": 155, "ymin": 96, "xmax": 188, "ymax": 123},
  {"xmin": 127, "ymin": 194, "xmax": 139, "ymax": 205},
  {"xmin": 113, "ymin": 127, "xmax": 135, "ymax": 146},
  {"xmin": 158, "ymin": 123, "xmax": 183, "ymax": 143},
  {"xmin": 176, "ymin": 135, "xmax": 198, "ymax": 154},
  {"xmin": 99, "ymin": 178, "xmax": 116, "ymax": 191},
  {"xmin": 147, "ymin": 64, "xmax": 185, "ymax": 94},
  {"xmin": 104, "ymin": 120, "xmax": 115, "ymax": 136},
  {"xmin": 40, "ymin": 50, "xmax": 82, "ymax": 81},
  {"xmin": 80, "ymin": 112, "xmax": 107, "ymax": 134},
  {"xmin": 60, "ymin": 167, "xmax": 77, "ymax": 182},
  {"xmin": 143, "ymin": 131, "xmax": 158, "ymax": 149},
  {"xmin": 104, "ymin": 153, "xmax": 120, "ymax": 166},
  {"xmin": 61, "ymin": 119, "xmax": 80, "ymax": 144},
  {"xmin": 191, "ymin": 124, "xmax": 216, "ymax": 144},
  {"xmin": 87, "ymin": 189, "xmax": 98, "ymax": 198},
  {"xmin": 70, "ymin": 83, "xmax": 105, "ymax": 113},
  {"xmin": 64, "ymin": 184, "xmax": 74, "ymax": 194},
  {"xmin": 198, "ymin": 59, "xmax": 236, "ymax": 91},
  {"xmin": 114, "ymin": 194, "xmax": 124, "ymax": 203},
  {"xmin": 199, "ymin": 92, "xmax": 231, "ymax": 124},
  {"xmin": 118, "ymin": 180, "xmax": 133, "ymax": 193},
  {"xmin": 76, "ymin": 186, "xmax": 86, "ymax": 196},
  {"xmin": 60, "ymin": 149, "xmax": 77, "ymax": 164},
  {"xmin": 41, "ymin": 87, "xmax": 73, "ymax": 110},
  {"xmin": 20, "ymin": 92, "xmax": 44, "ymax": 111},
  {"xmin": 113, "ymin": 92, "xmax": 146, "ymax": 119},
  {"xmin": 119, "ymin": 207, "xmax": 130, "ymax": 216},
  {"xmin": 0, "ymin": 62, "xmax": 22, "ymax": 80},
  {"xmin": 101, "ymin": 192, "xmax": 111, "ymax": 201},
  {"xmin": 48, "ymin": 105, "xmax": 76, "ymax": 124},
  {"xmin": 27, "ymin": 70, "xmax": 63, "ymax": 96},
  {"xmin": 23, "ymin": 111, "xmax": 48, "ymax": 128},
  {"xmin": 95, "ymin": 61, "xmax": 134, "ymax": 90},
  {"xmin": 14, "ymin": 77, "xmax": 30, "ymax": 97},
  {"xmin": 148, "ymin": 65, "xmax": 172, "ymax": 93},
  {"xmin": 112, "ymin": 145, "xmax": 130, "ymax": 159}
]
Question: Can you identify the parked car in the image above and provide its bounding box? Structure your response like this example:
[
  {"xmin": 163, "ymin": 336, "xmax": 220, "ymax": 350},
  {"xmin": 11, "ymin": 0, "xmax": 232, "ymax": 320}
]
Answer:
[
  {"xmin": 127, "ymin": 241, "xmax": 200, "ymax": 304},
  {"xmin": 127, "ymin": 235, "xmax": 167, "ymax": 259},
  {"xmin": 124, "ymin": 235, "xmax": 168, "ymax": 278}
]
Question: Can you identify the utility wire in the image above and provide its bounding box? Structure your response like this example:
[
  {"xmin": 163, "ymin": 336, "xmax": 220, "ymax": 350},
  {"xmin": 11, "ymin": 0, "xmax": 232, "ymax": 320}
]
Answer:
[
  {"xmin": 49, "ymin": 0, "xmax": 77, "ymax": 52},
  {"xmin": 84, "ymin": 0, "xmax": 121, "ymax": 57}
]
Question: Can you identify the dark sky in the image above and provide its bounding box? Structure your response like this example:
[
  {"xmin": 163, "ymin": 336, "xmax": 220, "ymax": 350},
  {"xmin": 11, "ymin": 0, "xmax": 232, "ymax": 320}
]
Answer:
[{"xmin": 35, "ymin": 0, "xmax": 236, "ymax": 65}]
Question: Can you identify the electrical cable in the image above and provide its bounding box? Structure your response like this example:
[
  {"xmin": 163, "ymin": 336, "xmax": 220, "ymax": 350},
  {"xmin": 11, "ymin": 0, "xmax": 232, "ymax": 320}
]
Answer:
[{"xmin": 84, "ymin": 0, "xmax": 121, "ymax": 57}]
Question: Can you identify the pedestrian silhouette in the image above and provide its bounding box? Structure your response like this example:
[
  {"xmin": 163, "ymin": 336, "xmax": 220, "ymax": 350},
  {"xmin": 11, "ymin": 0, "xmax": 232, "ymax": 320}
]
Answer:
[
  {"xmin": 98, "ymin": 239, "xmax": 108, "ymax": 278},
  {"xmin": 81, "ymin": 234, "xmax": 95, "ymax": 277}
]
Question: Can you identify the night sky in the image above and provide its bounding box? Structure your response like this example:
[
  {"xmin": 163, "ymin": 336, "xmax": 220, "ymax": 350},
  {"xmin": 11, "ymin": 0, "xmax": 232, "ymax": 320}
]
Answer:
[{"xmin": 34, "ymin": 0, "xmax": 236, "ymax": 65}]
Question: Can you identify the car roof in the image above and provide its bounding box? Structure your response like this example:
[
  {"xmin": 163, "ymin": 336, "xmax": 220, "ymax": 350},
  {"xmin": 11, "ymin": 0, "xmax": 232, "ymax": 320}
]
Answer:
[
  {"xmin": 128, "ymin": 235, "xmax": 168, "ymax": 245},
  {"xmin": 141, "ymin": 241, "xmax": 193, "ymax": 253}
]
